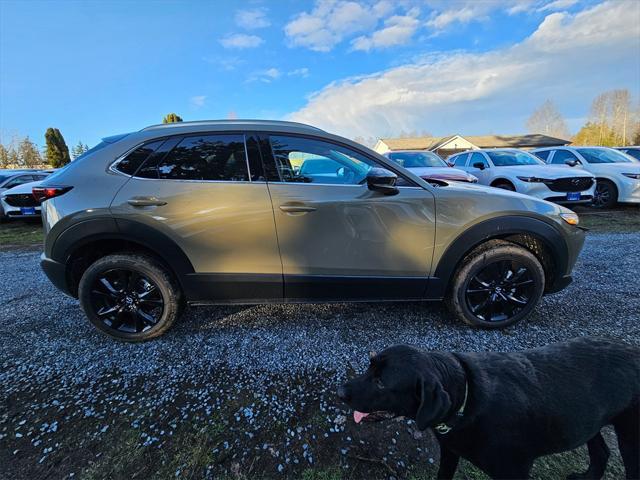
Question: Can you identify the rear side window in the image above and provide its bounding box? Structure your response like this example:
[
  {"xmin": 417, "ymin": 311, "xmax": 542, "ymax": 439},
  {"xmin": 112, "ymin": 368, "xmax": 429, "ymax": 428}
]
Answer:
[
  {"xmin": 116, "ymin": 140, "xmax": 164, "ymax": 175},
  {"xmin": 534, "ymin": 150, "xmax": 551, "ymax": 161},
  {"xmin": 157, "ymin": 134, "xmax": 248, "ymax": 181}
]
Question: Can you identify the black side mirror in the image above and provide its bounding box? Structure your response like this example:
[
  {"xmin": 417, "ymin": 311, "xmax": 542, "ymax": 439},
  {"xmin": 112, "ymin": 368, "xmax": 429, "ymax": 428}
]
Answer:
[
  {"xmin": 366, "ymin": 168, "xmax": 399, "ymax": 195},
  {"xmin": 565, "ymin": 160, "xmax": 579, "ymax": 167},
  {"xmin": 473, "ymin": 162, "xmax": 486, "ymax": 170}
]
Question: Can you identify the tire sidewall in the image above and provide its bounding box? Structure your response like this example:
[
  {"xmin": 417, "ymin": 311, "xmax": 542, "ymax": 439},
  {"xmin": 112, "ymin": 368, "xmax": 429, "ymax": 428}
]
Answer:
[
  {"xmin": 451, "ymin": 246, "xmax": 545, "ymax": 328},
  {"xmin": 592, "ymin": 180, "xmax": 617, "ymax": 209},
  {"xmin": 78, "ymin": 255, "xmax": 180, "ymax": 341}
]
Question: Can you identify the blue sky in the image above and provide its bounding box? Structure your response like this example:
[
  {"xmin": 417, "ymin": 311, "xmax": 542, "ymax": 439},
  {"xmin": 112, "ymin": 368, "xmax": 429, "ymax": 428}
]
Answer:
[{"xmin": 1, "ymin": 0, "xmax": 639, "ymax": 148}]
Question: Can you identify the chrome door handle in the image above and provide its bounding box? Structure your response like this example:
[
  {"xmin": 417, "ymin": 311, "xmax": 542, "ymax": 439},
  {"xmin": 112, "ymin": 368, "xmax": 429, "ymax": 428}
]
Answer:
[
  {"xmin": 279, "ymin": 204, "xmax": 317, "ymax": 213},
  {"xmin": 127, "ymin": 196, "xmax": 167, "ymax": 207}
]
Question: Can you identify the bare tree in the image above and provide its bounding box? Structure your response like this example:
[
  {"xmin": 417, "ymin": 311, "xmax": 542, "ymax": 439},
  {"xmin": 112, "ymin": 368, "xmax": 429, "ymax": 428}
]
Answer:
[{"xmin": 526, "ymin": 100, "xmax": 570, "ymax": 139}]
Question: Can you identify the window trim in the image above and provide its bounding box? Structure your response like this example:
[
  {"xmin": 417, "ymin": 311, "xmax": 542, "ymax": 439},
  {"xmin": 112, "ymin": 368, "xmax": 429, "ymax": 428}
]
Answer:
[{"xmin": 109, "ymin": 132, "xmax": 257, "ymax": 183}]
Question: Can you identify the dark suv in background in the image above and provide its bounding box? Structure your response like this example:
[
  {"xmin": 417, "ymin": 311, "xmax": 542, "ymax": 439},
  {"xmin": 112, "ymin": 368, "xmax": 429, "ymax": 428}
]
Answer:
[{"xmin": 36, "ymin": 120, "xmax": 585, "ymax": 341}]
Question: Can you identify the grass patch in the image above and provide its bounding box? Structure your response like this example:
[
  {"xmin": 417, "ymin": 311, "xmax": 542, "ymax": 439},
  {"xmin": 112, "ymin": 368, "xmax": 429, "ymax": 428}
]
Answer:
[
  {"xmin": 0, "ymin": 219, "xmax": 43, "ymax": 247},
  {"xmin": 573, "ymin": 205, "xmax": 640, "ymax": 233},
  {"xmin": 301, "ymin": 467, "xmax": 342, "ymax": 480}
]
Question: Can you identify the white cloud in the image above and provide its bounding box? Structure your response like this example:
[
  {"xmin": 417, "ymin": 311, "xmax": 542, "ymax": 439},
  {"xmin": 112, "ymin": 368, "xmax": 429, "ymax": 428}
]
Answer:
[
  {"xmin": 288, "ymin": 67, "xmax": 310, "ymax": 78},
  {"xmin": 235, "ymin": 8, "xmax": 270, "ymax": 29},
  {"xmin": 190, "ymin": 95, "xmax": 206, "ymax": 108},
  {"xmin": 248, "ymin": 68, "xmax": 282, "ymax": 83},
  {"xmin": 351, "ymin": 9, "xmax": 420, "ymax": 51},
  {"xmin": 219, "ymin": 33, "xmax": 264, "ymax": 49},
  {"xmin": 284, "ymin": 0, "xmax": 396, "ymax": 52},
  {"xmin": 538, "ymin": 0, "xmax": 578, "ymax": 12},
  {"xmin": 288, "ymin": 1, "xmax": 640, "ymax": 138}
]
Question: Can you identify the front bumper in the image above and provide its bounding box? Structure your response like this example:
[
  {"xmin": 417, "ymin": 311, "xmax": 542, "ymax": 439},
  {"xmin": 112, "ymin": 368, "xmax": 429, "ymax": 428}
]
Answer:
[
  {"xmin": 41, "ymin": 253, "xmax": 73, "ymax": 297},
  {"xmin": 0, "ymin": 198, "xmax": 41, "ymax": 219},
  {"xmin": 618, "ymin": 177, "xmax": 640, "ymax": 203},
  {"xmin": 516, "ymin": 180, "xmax": 595, "ymax": 205}
]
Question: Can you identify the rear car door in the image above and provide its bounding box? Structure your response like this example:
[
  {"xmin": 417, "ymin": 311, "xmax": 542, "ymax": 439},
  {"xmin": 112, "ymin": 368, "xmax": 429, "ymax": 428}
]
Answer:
[
  {"xmin": 110, "ymin": 133, "xmax": 282, "ymax": 302},
  {"xmin": 257, "ymin": 133, "xmax": 436, "ymax": 300}
]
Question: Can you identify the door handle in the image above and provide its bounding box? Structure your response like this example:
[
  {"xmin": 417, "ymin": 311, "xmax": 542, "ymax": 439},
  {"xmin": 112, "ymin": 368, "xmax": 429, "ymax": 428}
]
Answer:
[
  {"xmin": 127, "ymin": 196, "xmax": 167, "ymax": 207},
  {"xmin": 279, "ymin": 204, "xmax": 317, "ymax": 213}
]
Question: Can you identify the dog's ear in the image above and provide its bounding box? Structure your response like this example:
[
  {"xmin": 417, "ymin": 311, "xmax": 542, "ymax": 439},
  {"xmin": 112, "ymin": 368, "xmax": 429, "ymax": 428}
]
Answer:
[{"xmin": 415, "ymin": 375, "xmax": 451, "ymax": 431}]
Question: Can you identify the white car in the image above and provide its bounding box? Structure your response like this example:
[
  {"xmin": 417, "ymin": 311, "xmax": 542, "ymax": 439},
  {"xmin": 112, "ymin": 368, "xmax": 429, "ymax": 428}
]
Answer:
[
  {"xmin": 532, "ymin": 146, "xmax": 640, "ymax": 208},
  {"xmin": 447, "ymin": 148, "xmax": 596, "ymax": 205},
  {"xmin": 0, "ymin": 180, "xmax": 44, "ymax": 221},
  {"xmin": 383, "ymin": 150, "xmax": 478, "ymax": 184}
]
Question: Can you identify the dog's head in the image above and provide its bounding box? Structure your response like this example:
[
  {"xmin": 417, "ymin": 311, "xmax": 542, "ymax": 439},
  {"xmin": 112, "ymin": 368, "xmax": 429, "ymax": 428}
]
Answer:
[{"xmin": 337, "ymin": 345, "xmax": 453, "ymax": 430}]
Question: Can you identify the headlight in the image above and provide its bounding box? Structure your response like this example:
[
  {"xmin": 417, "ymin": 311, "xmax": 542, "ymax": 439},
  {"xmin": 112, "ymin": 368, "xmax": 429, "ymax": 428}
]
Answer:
[
  {"xmin": 516, "ymin": 176, "xmax": 546, "ymax": 183},
  {"xmin": 560, "ymin": 212, "xmax": 579, "ymax": 226},
  {"xmin": 622, "ymin": 173, "xmax": 640, "ymax": 179}
]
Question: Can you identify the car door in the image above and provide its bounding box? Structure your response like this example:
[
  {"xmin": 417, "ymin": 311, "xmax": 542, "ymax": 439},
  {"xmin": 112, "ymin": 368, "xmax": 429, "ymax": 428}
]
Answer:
[
  {"xmin": 110, "ymin": 132, "xmax": 282, "ymax": 301},
  {"xmin": 466, "ymin": 152, "xmax": 492, "ymax": 183},
  {"xmin": 258, "ymin": 133, "xmax": 436, "ymax": 300}
]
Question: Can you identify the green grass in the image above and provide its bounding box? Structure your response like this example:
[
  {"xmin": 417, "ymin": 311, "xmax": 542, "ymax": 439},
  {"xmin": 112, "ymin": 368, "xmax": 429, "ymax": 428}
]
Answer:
[
  {"xmin": 0, "ymin": 219, "xmax": 43, "ymax": 247},
  {"xmin": 573, "ymin": 205, "xmax": 640, "ymax": 233},
  {"xmin": 301, "ymin": 467, "xmax": 342, "ymax": 480}
]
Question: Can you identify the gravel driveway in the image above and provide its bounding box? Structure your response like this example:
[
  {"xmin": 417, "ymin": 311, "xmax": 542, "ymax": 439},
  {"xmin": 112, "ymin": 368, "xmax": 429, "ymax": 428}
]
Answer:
[{"xmin": 1, "ymin": 232, "xmax": 639, "ymax": 479}]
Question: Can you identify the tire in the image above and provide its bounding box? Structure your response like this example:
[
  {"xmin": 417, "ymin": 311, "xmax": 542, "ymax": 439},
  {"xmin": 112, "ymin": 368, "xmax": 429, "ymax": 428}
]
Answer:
[
  {"xmin": 446, "ymin": 240, "xmax": 545, "ymax": 329},
  {"xmin": 78, "ymin": 253, "xmax": 183, "ymax": 341},
  {"xmin": 493, "ymin": 181, "xmax": 516, "ymax": 192},
  {"xmin": 592, "ymin": 179, "xmax": 617, "ymax": 209}
]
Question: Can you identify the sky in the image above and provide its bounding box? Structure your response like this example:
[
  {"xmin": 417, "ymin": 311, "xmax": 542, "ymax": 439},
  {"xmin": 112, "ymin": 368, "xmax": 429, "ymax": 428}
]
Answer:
[{"xmin": 1, "ymin": 0, "xmax": 639, "ymax": 149}]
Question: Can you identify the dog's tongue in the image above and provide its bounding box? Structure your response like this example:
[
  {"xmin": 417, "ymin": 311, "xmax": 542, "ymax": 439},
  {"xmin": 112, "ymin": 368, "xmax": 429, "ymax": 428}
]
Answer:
[{"xmin": 353, "ymin": 411, "xmax": 369, "ymax": 424}]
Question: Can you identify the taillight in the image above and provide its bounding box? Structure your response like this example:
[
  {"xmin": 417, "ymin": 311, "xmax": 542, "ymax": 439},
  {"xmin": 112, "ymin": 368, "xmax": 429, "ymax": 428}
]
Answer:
[{"xmin": 32, "ymin": 186, "xmax": 73, "ymax": 203}]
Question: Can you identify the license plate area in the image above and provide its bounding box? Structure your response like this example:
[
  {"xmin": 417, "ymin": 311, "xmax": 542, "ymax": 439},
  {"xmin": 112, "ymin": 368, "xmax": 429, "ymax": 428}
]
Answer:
[
  {"xmin": 566, "ymin": 192, "xmax": 580, "ymax": 201},
  {"xmin": 20, "ymin": 207, "xmax": 37, "ymax": 215}
]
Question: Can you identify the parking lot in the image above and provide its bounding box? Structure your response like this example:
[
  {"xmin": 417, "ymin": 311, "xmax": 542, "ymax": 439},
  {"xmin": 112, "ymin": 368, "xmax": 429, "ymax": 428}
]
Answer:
[{"xmin": 1, "ymin": 208, "xmax": 639, "ymax": 480}]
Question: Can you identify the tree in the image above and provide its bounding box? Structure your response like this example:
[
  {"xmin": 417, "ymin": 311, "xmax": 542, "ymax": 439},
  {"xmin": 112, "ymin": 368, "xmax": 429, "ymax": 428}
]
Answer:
[
  {"xmin": 45, "ymin": 128, "xmax": 71, "ymax": 167},
  {"xmin": 576, "ymin": 89, "xmax": 637, "ymax": 146},
  {"xmin": 71, "ymin": 140, "xmax": 89, "ymax": 159},
  {"xmin": 0, "ymin": 144, "xmax": 9, "ymax": 168},
  {"xmin": 162, "ymin": 113, "xmax": 183, "ymax": 124},
  {"xmin": 526, "ymin": 100, "xmax": 570, "ymax": 139},
  {"xmin": 18, "ymin": 137, "xmax": 42, "ymax": 168}
]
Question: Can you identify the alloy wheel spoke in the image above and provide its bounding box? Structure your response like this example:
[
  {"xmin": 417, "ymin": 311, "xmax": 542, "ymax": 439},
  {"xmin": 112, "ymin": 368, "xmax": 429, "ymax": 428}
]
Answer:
[
  {"xmin": 96, "ymin": 305, "xmax": 119, "ymax": 316},
  {"xmin": 99, "ymin": 277, "xmax": 120, "ymax": 295},
  {"xmin": 136, "ymin": 308, "xmax": 157, "ymax": 326}
]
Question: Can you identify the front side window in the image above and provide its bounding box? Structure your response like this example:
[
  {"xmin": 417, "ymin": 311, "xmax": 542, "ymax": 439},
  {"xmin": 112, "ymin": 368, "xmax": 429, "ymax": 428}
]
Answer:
[
  {"xmin": 577, "ymin": 148, "xmax": 633, "ymax": 164},
  {"xmin": 451, "ymin": 153, "xmax": 468, "ymax": 167},
  {"xmin": 550, "ymin": 149, "xmax": 579, "ymax": 165},
  {"xmin": 622, "ymin": 149, "xmax": 640, "ymax": 161},
  {"xmin": 269, "ymin": 135, "xmax": 378, "ymax": 185},
  {"xmin": 157, "ymin": 134, "xmax": 249, "ymax": 181},
  {"xmin": 388, "ymin": 151, "xmax": 446, "ymax": 168},
  {"xmin": 486, "ymin": 151, "xmax": 542, "ymax": 167},
  {"xmin": 469, "ymin": 152, "xmax": 490, "ymax": 169}
]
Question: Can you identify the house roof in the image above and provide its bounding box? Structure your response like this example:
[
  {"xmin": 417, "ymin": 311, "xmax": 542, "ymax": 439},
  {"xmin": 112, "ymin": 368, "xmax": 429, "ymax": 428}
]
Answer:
[{"xmin": 379, "ymin": 134, "xmax": 570, "ymax": 151}]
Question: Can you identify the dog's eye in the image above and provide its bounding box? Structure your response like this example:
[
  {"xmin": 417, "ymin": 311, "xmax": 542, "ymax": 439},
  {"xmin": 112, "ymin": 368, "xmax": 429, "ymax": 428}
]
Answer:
[{"xmin": 374, "ymin": 378, "xmax": 385, "ymax": 389}]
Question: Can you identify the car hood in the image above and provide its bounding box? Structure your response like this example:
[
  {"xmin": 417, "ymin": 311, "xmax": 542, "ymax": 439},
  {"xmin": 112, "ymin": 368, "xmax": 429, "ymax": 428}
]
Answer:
[
  {"xmin": 495, "ymin": 165, "xmax": 594, "ymax": 178},
  {"xmin": 581, "ymin": 162, "xmax": 640, "ymax": 173},
  {"xmin": 407, "ymin": 166, "xmax": 477, "ymax": 182},
  {"xmin": 1, "ymin": 180, "xmax": 43, "ymax": 196}
]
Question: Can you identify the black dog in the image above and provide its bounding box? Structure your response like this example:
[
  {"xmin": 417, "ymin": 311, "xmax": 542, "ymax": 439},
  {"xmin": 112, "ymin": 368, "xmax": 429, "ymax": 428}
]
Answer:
[{"xmin": 337, "ymin": 337, "xmax": 639, "ymax": 479}]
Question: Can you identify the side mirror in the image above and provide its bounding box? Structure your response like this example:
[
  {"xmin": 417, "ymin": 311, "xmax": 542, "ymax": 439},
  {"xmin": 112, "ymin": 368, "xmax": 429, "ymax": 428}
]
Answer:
[
  {"xmin": 472, "ymin": 162, "xmax": 486, "ymax": 170},
  {"xmin": 366, "ymin": 168, "xmax": 398, "ymax": 195},
  {"xmin": 565, "ymin": 160, "xmax": 579, "ymax": 167}
]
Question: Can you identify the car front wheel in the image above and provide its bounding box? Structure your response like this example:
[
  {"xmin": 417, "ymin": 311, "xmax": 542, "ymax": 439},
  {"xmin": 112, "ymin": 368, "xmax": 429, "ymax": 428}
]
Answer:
[
  {"xmin": 592, "ymin": 179, "xmax": 617, "ymax": 209},
  {"xmin": 78, "ymin": 253, "xmax": 183, "ymax": 341},
  {"xmin": 446, "ymin": 240, "xmax": 545, "ymax": 328}
]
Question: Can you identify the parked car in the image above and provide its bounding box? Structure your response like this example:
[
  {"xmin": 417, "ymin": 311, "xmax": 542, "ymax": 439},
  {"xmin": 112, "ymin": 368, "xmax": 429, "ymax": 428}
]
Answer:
[
  {"xmin": 0, "ymin": 180, "xmax": 45, "ymax": 221},
  {"xmin": 447, "ymin": 148, "xmax": 596, "ymax": 205},
  {"xmin": 36, "ymin": 120, "xmax": 585, "ymax": 341},
  {"xmin": 614, "ymin": 146, "xmax": 640, "ymax": 162},
  {"xmin": 383, "ymin": 150, "xmax": 478, "ymax": 184},
  {"xmin": 532, "ymin": 146, "xmax": 640, "ymax": 208},
  {"xmin": 0, "ymin": 170, "xmax": 50, "ymax": 220}
]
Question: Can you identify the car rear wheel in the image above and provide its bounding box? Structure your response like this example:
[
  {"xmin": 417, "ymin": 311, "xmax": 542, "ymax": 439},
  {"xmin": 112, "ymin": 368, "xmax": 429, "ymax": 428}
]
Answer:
[
  {"xmin": 592, "ymin": 179, "xmax": 617, "ymax": 209},
  {"xmin": 446, "ymin": 240, "xmax": 545, "ymax": 328},
  {"xmin": 78, "ymin": 253, "xmax": 183, "ymax": 341}
]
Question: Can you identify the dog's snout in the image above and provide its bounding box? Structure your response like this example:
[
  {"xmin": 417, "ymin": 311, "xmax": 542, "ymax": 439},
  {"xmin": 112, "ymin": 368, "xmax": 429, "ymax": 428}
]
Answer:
[{"xmin": 337, "ymin": 385, "xmax": 350, "ymax": 402}]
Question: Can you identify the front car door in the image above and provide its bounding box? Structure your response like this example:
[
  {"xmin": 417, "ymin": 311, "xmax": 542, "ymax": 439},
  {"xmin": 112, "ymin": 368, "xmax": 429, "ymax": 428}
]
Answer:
[
  {"xmin": 257, "ymin": 133, "xmax": 436, "ymax": 300},
  {"xmin": 466, "ymin": 152, "xmax": 492, "ymax": 183},
  {"xmin": 110, "ymin": 132, "xmax": 282, "ymax": 302}
]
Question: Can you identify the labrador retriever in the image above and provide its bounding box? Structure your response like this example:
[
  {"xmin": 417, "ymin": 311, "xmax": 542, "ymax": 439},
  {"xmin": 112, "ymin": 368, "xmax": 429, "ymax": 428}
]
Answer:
[{"xmin": 337, "ymin": 337, "xmax": 639, "ymax": 479}]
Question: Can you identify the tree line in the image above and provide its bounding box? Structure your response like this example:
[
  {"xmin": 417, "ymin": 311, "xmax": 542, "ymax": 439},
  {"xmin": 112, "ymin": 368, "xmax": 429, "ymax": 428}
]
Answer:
[
  {"xmin": 0, "ymin": 113, "xmax": 184, "ymax": 170},
  {"xmin": 527, "ymin": 89, "xmax": 640, "ymax": 146}
]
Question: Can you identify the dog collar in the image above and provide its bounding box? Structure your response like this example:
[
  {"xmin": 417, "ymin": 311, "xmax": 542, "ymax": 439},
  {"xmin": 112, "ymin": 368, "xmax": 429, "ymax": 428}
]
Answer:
[{"xmin": 434, "ymin": 380, "xmax": 468, "ymax": 435}]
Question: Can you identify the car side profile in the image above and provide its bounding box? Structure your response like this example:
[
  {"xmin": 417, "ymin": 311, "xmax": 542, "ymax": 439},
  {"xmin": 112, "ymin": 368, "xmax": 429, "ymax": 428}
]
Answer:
[
  {"xmin": 533, "ymin": 146, "xmax": 640, "ymax": 208},
  {"xmin": 37, "ymin": 120, "xmax": 585, "ymax": 341},
  {"xmin": 448, "ymin": 148, "xmax": 596, "ymax": 205}
]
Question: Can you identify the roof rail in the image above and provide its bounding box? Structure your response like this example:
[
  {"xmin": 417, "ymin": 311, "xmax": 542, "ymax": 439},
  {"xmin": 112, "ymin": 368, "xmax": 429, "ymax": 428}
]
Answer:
[{"xmin": 140, "ymin": 119, "xmax": 325, "ymax": 132}]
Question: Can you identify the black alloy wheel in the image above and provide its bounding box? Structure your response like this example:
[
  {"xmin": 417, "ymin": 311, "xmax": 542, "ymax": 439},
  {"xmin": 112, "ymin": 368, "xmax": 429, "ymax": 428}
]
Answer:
[{"xmin": 592, "ymin": 180, "xmax": 617, "ymax": 209}]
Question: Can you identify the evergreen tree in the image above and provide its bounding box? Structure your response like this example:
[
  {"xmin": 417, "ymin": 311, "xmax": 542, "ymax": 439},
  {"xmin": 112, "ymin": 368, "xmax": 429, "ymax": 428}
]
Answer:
[
  {"xmin": 45, "ymin": 128, "xmax": 71, "ymax": 167},
  {"xmin": 71, "ymin": 140, "xmax": 89, "ymax": 159},
  {"xmin": 162, "ymin": 113, "xmax": 183, "ymax": 124}
]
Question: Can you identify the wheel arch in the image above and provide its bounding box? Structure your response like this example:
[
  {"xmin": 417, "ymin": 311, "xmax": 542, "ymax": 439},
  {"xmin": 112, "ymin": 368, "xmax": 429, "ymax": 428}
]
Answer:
[
  {"xmin": 429, "ymin": 215, "xmax": 568, "ymax": 299},
  {"xmin": 51, "ymin": 218, "xmax": 194, "ymax": 297},
  {"xmin": 490, "ymin": 177, "xmax": 516, "ymax": 188}
]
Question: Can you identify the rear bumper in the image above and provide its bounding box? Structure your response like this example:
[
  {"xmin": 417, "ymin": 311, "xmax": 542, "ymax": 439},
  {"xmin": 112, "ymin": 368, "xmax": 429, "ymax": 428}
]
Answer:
[{"xmin": 41, "ymin": 253, "xmax": 73, "ymax": 297}]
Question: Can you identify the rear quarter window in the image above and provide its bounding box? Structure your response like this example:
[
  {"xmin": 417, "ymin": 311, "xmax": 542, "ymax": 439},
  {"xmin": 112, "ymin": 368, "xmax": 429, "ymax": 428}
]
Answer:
[{"xmin": 115, "ymin": 140, "xmax": 164, "ymax": 176}]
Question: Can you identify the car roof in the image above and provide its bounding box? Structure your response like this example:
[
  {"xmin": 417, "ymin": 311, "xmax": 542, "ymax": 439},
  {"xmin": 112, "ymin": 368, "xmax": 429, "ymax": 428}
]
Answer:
[{"xmin": 140, "ymin": 119, "xmax": 325, "ymax": 134}]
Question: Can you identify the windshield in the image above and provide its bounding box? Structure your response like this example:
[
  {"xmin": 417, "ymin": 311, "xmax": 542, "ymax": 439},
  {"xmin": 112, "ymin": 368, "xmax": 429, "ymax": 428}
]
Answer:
[
  {"xmin": 486, "ymin": 151, "xmax": 543, "ymax": 166},
  {"xmin": 577, "ymin": 148, "xmax": 633, "ymax": 164},
  {"xmin": 388, "ymin": 151, "xmax": 446, "ymax": 168}
]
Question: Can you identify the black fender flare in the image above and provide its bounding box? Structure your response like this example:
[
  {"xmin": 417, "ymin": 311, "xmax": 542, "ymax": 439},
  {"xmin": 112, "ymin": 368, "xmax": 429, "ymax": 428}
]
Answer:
[{"xmin": 428, "ymin": 215, "xmax": 568, "ymax": 299}]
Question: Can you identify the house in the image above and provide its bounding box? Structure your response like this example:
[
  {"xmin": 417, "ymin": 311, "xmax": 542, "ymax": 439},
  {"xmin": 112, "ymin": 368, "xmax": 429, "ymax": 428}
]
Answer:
[{"xmin": 373, "ymin": 134, "xmax": 570, "ymax": 158}]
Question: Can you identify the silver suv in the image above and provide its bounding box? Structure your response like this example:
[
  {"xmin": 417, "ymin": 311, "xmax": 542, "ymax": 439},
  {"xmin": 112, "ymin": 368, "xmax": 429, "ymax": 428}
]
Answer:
[{"xmin": 36, "ymin": 120, "xmax": 585, "ymax": 341}]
